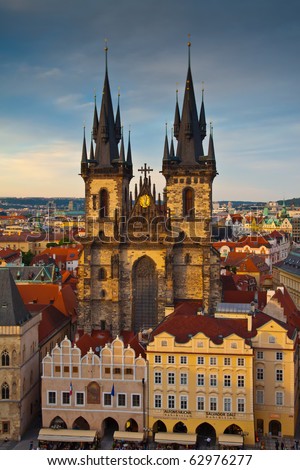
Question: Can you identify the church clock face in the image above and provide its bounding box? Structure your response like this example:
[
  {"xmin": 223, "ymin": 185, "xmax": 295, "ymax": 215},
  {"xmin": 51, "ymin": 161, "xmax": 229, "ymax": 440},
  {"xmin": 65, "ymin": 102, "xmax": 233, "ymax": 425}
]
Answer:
[{"xmin": 139, "ymin": 194, "xmax": 150, "ymax": 208}]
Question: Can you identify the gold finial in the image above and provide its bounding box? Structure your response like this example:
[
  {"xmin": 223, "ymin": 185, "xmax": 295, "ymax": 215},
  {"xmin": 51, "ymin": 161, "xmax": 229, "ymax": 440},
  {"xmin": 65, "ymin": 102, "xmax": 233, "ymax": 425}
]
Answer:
[
  {"xmin": 187, "ymin": 34, "xmax": 191, "ymax": 66},
  {"xmin": 104, "ymin": 38, "xmax": 108, "ymax": 71},
  {"xmin": 118, "ymin": 86, "xmax": 120, "ymax": 97}
]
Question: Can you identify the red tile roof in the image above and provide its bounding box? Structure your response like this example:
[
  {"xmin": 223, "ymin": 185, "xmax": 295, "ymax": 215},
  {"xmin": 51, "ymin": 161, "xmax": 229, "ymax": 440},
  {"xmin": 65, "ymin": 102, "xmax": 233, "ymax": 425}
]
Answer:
[
  {"xmin": 17, "ymin": 283, "xmax": 77, "ymax": 319},
  {"xmin": 270, "ymin": 287, "xmax": 300, "ymax": 329},
  {"xmin": 74, "ymin": 329, "xmax": 146, "ymax": 358},
  {"xmin": 38, "ymin": 305, "xmax": 71, "ymax": 344},
  {"xmin": 149, "ymin": 300, "xmax": 292, "ymax": 344}
]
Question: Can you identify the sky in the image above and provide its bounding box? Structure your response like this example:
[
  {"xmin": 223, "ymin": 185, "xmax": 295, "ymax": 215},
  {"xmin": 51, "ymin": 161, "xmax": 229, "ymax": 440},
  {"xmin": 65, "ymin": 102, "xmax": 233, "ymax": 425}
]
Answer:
[{"xmin": 0, "ymin": 0, "xmax": 299, "ymax": 202}]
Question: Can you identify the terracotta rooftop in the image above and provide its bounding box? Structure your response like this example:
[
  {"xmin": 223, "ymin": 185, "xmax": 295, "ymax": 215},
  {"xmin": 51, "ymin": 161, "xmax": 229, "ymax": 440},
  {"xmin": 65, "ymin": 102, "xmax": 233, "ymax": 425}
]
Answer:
[
  {"xmin": 17, "ymin": 283, "xmax": 77, "ymax": 319},
  {"xmin": 149, "ymin": 300, "xmax": 293, "ymax": 344}
]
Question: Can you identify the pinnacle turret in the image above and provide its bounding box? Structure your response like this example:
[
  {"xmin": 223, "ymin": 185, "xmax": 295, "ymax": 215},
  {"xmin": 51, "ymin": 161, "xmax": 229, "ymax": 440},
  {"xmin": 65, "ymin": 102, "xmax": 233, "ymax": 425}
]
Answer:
[
  {"xmin": 81, "ymin": 126, "xmax": 88, "ymax": 164},
  {"xmin": 92, "ymin": 94, "xmax": 98, "ymax": 142},
  {"xmin": 163, "ymin": 123, "xmax": 170, "ymax": 162},
  {"xmin": 199, "ymin": 86, "xmax": 206, "ymax": 141},
  {"xmin": 126, "ymin": 129, "xmax": 133, "ymax": 170}
]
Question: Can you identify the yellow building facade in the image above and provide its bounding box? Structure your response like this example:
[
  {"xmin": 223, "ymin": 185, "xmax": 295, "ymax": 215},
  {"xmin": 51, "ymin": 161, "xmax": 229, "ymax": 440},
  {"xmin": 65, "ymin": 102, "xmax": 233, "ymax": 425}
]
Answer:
[
  {"xmin": 147, "ymin": 330, "xmax": 254, "ymax": 447},
  {"xmin": 146, "ymin": 302, "xmax": 299, "ymax": 447}
]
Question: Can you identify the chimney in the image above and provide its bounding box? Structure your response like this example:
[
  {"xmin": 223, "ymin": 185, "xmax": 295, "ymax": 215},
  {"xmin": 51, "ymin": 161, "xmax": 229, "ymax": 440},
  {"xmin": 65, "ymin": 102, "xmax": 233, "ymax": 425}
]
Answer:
[{"xmin": 247, "ymin": 314, "xmax": 252, "ymax": 332}]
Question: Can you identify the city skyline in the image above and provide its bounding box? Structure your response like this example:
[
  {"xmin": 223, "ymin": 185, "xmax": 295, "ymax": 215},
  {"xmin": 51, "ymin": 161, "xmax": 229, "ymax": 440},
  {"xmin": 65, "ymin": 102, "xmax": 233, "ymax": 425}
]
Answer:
[{"xmin": 0, "ymin": 0, "xmax": 299, "ymax": 201}]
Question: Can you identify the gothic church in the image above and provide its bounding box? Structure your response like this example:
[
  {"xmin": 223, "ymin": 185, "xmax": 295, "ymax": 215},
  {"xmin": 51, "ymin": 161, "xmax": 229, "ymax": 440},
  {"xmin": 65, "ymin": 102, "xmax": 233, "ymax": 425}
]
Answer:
[{"xmin": 77, "ymin": 43, "xmax": 221, "ymax": 336}]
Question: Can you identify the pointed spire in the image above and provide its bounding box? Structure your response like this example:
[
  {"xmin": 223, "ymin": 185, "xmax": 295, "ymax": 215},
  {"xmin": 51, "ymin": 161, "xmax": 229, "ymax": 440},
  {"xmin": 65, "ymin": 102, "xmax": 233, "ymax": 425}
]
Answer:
[
  {"xmin": 94, "ymin": 41, "xmax": 119, "ymax": 167},
  {"xmin": 199, "ymin": 83, "xmax": 206, "ymax": 141},
  {"xmin": 173, "ymin": 87, "xmax": 181, "ymax": 139},
  {"xmin": 119, "ymin": 126, "xmax": 126, "ymax": 163},
  {"xmin": 170, "ymin": 127, "xmax": 175, "ymax": 159},
  {"xmin": 81, "ymin": 126, "xmax": 88, "ymax": 164},
  {"xmin": 89, "ymin": 131, "xmax": 95, "ymax": 161},
  {"xmin": 174, "ymin": 40, "xmax": 203, "ymax": 164},
  {"xmin": 163, "ymin": 122, "xmax": 170, "ymax": 161},
  {"xmin": 115, "ymin": 88, "xmax": 122, "ymax": 143},
  {"xmin": 92, "ymin": 92, "xmax": 99, "ymax": 142},
  {"xmin": 126, "ymin": 128, "xmax": 133, "ymax": 167},
  {"xmin": 207, "ymin": 122, "xmax": 215, "ymax": 160}
]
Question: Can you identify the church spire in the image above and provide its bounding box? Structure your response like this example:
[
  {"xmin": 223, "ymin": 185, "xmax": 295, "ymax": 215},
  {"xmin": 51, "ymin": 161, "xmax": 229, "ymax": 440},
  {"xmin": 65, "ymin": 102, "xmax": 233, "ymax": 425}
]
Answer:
[
  {"xmin": 119, "ymin": 126, "xmax": 125, "ymax": 163},
  {"xmin": 89, "ymin": 131, "xmax": 95, "ymax": 162},
  {"xmin": 170, "ymin": 127, "xmax": 175, "ymax": 159},
  {"xmin": 92, "ymin": 92, "xmax": 98, "ymax": 142},
  {"xmin": 207, "ymin": 123, "xmax": 215, "ymax": 160},
  {"xmin": 94, "ymin": 41, "xmax": 119, "ymax": 167},
  {"xmin": 175, "ymin": 40, "xmax": 204, "ymax": 165},
  {"xmin": 126, "ymin": 129, "xmax": 133, "ymax": 171},
  {"xmin": 173, "ymin": 88, "xmax": 181, "ymax": 140},
  {"xmin": 199, "ymin": 84, "xmax": 206, "ymax": 141},
  {"xmin": 163, "ymin": 122, "xmax": 170, "ymax": 162},
  {"xmin": 81, "ymin": 126, "xmax": 88, "ymax": 164},
  {"xmin": 115, "ymin": 89, "xmax": 122, "ymax": 144}
]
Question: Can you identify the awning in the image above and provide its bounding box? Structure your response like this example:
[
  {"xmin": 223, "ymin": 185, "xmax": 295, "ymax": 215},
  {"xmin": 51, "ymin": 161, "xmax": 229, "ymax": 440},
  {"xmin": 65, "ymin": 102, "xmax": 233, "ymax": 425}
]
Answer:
[
  {"xmin": 113, "ymin": 431, "xmax": 145, "ymax": 442},
  {"xmin": 38, "ymin": 428, "xmax": 97, "ymax": 443},
  {"xmin": 155, "ymin": 432, "xmax": 197, "ymax": 446},
  {"xmin": 218, "ymin": 434, "xmax": 243, "ymax": 447}
]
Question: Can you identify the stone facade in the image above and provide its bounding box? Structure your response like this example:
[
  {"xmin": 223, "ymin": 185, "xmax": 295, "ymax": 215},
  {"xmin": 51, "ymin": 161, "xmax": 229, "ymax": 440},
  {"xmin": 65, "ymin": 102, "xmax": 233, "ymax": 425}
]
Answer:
[
  {"xmin": 77, "ymin": 45, "xmax": 221, "ymax": 337},
  {"xmin": 0, "ymin": 315, "xmax": 41, "ymax": 440}
]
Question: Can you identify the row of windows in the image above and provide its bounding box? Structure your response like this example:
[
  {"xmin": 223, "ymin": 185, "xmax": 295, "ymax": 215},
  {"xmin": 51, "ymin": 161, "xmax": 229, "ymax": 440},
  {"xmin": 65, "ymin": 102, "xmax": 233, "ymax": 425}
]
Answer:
[
  {"xmin": 154, "ymin": 353, "xmax": 284, "ymax": 365},
  {"xmin": 256, "ymin": 351, "xmax": 283, "ymax": 360},
  {"xmin": 48, "ymin": 391, "xmax": 141, "ymax": 408},
  {"xmin": 154, "ymin": 372, "xmax": 246, "ymax": 387},
  {"xmin": 256, "ymin": 368, "xmax": 283, "ymax": 381},
  {"xmin": 154, "ymin": 356, "xmax": 247, "ymax": 366},
  {"xmin": 256, "ymin": 390, "xmax": 284, "ymax": 406},
  {"xmin": 52, "ymin": 366, "xmax": 134, "ymax": 376},
  {"xmin": 154, "ymin": 369, "xmax": 284, "ymax": 386},
  {"xmin": 153, "ymin": 395, "xmax": 246, "ymax": 413}
]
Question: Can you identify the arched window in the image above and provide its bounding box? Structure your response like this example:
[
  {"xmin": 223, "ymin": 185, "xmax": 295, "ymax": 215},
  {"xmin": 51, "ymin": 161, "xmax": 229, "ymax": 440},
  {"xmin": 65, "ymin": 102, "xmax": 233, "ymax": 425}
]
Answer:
[
  {"xmin": 132, "ymin": 256, "xmax": 158, "ymax": 332},
  {"xmin": 100, "ymin": 289, "xmax": 106, "ymax": 299},
  {"xmin": 99, "ymin": 189, "xmax": 109, "ymax": 218},
  {"xmin": 1, "ymin": 350, "xmax": 9, "ymax": 367},
  {"xmin": 1, "ymin": 382, "xmax": 9, "ymax": 400},
  {"xmin": 183, "ymin": 187, "xmax": 194, "ymax": 218},
  {"xmin": 98, "ymin": 268, "xmax": 107, "ymax": 280}
]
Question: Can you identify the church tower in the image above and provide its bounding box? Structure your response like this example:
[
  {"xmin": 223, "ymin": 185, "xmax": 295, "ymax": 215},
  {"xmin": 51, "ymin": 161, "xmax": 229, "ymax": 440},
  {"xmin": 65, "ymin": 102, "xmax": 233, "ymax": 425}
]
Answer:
[
  {"xmin": 162, "ymin": 41, "xmax": 219, "ymax": 314},
  {"xmin": 78, "ymin": 45, "xmax": 133, "ymax": 334},
  {"xmin": 77, "ymin": 42, "xmax": 221, "ymax": 337}
]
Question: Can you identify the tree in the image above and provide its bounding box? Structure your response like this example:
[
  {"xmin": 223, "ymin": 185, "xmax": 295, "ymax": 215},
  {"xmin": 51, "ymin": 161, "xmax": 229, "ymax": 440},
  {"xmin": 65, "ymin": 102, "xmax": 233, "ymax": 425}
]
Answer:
[{"xmin": 22, "ymin": 250, "xmax": 34, "ymax": 266}]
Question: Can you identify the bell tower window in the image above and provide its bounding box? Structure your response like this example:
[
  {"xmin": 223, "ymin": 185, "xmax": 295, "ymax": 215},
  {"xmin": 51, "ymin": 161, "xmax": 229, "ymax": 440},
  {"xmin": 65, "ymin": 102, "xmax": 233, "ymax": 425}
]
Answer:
[
  {"xmin": 183, "ymin": 187, "xmax": 194, "ymax": 218},
  {"xmin": 99, "ymin": 189, "xmax": 109, "ymax": 218}
]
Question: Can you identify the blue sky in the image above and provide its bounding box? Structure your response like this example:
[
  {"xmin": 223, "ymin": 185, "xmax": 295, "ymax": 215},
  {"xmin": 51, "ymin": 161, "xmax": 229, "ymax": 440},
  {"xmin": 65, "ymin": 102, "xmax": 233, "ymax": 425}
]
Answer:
[{"xmin": 0, "ymin": 0, "xmax": 299, "ymax": 201}]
